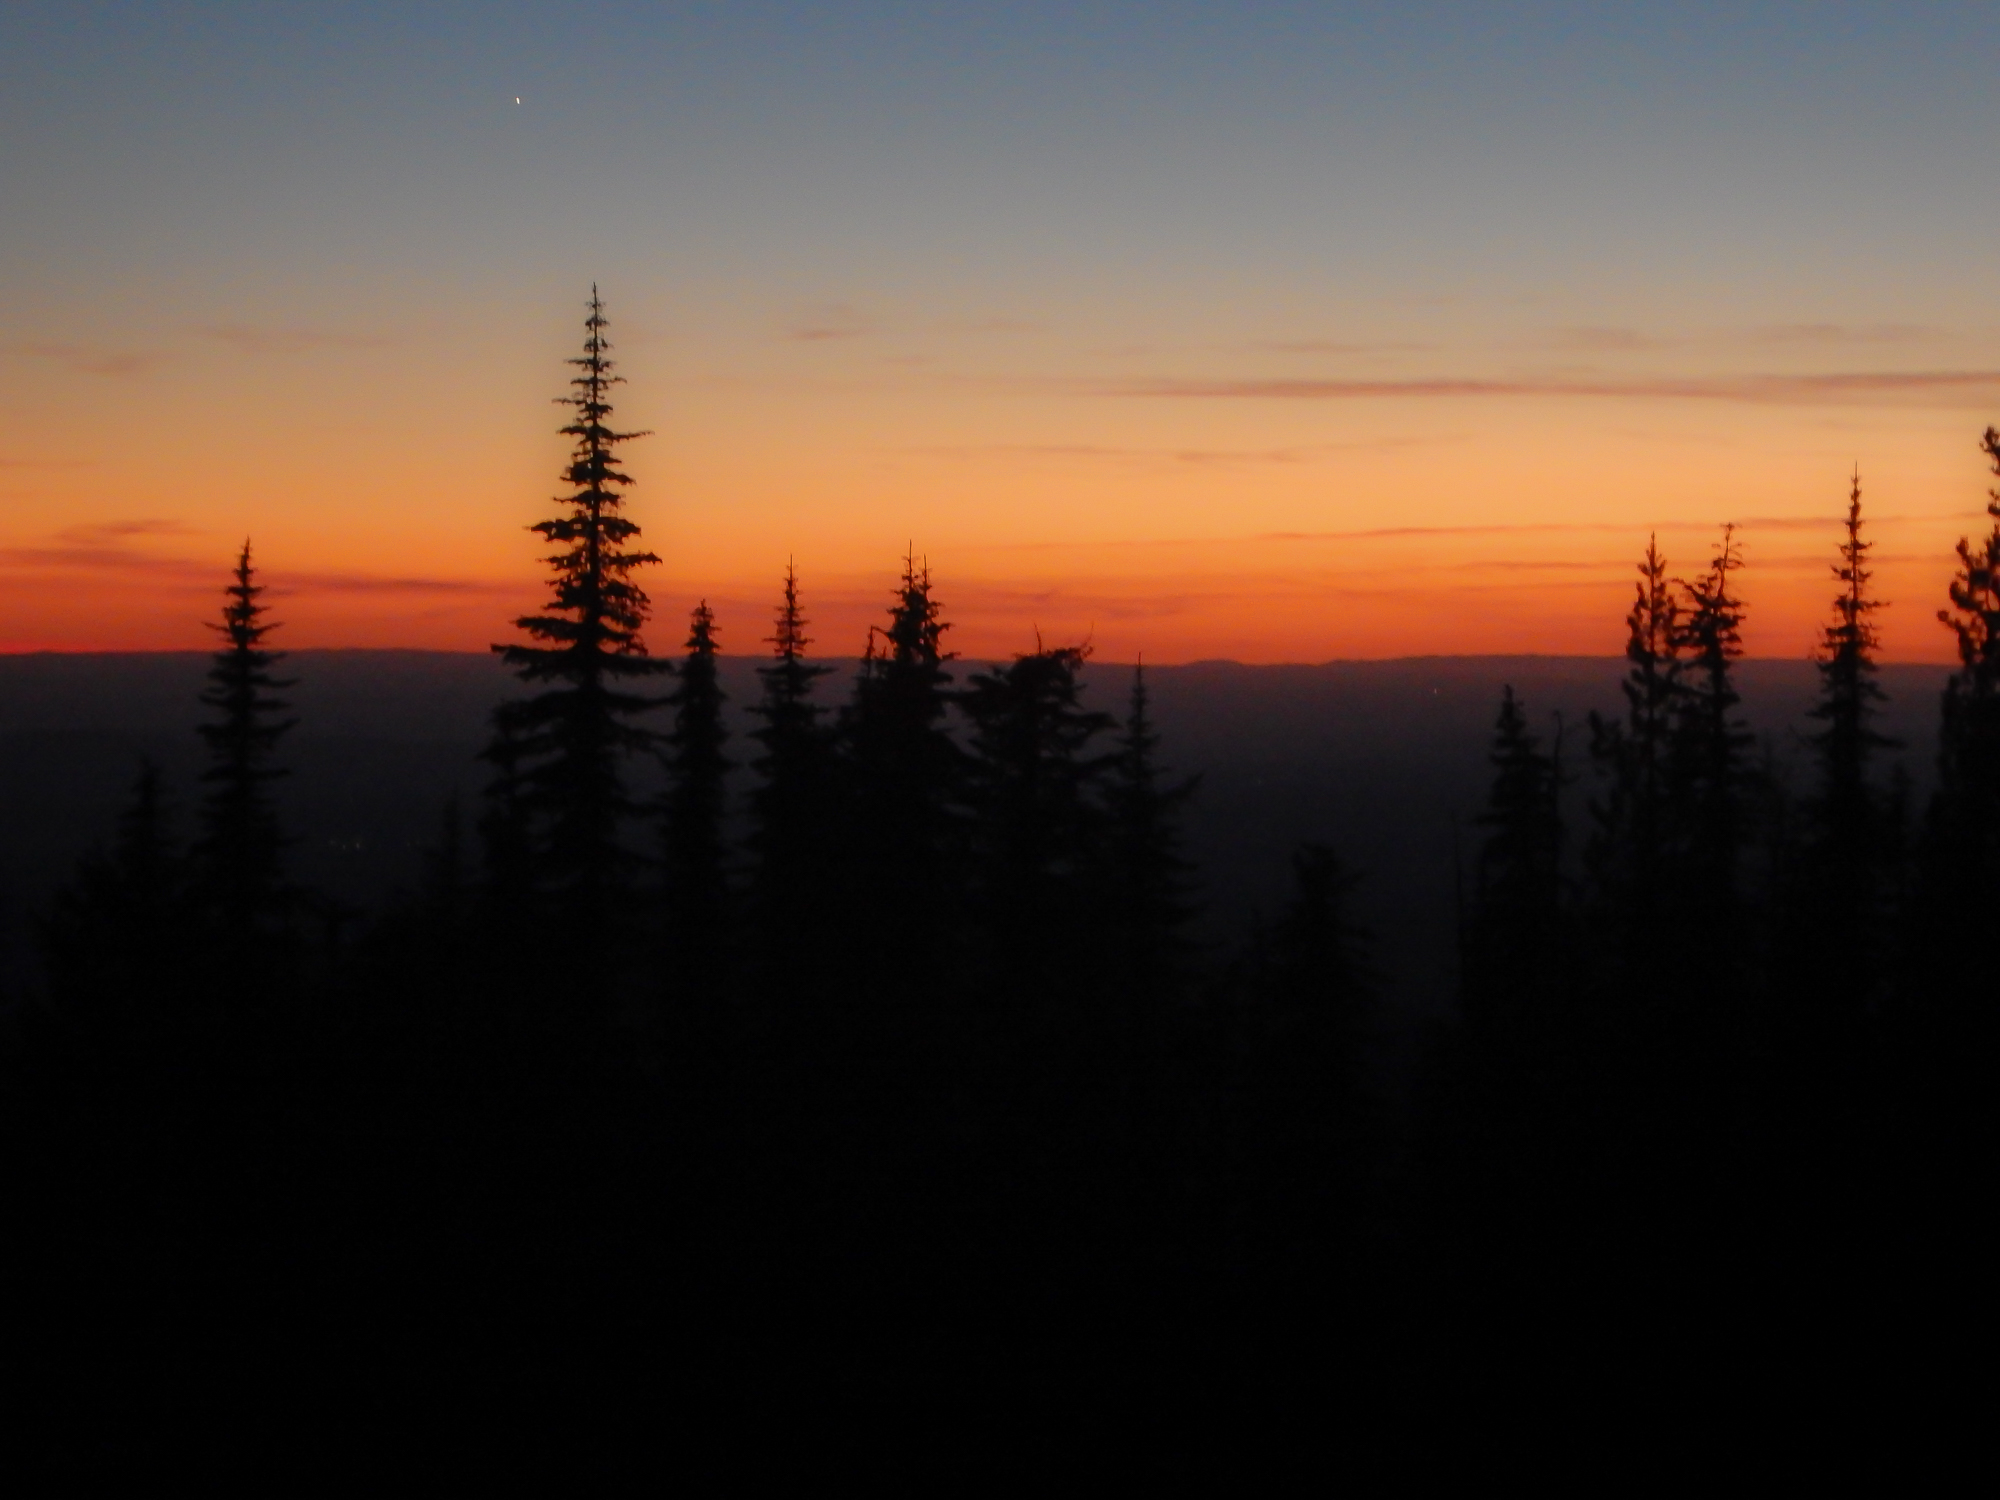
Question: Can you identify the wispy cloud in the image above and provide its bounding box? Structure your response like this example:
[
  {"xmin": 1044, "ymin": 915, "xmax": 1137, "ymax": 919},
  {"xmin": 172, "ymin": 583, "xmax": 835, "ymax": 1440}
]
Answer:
[
  {"xmin": 1546, "ymin": 325, "xmax": 1667, "ymax": 353},
  {"xmin": 956, "ymin": 512, "xmax": 1986, "ymax": 556},
  {"xmin": 0, "ymin": 523, "xmax": 516, "ymax": 599},
  {"xmin": 1256, "ymin": 513, "xmax": 1984, "ymax": 544},
  {"xmin": 960, "ymin": 317, "xmax": 1043, "ymax": 335},
  {"xmin": 283, "ymin": 572, "xmax": 519, "ymax": 596},
  {"xmin": 198, "ymin": 323, "xmax": 394, "ymax": 355},
  {"xmin": 1744, "ymin": 323, "xmax": 1938, "ymax": 346},
  {"xmin": 787, "ymin": 305, "xmax": 873, "ymax": 342},
  {"xmin": 58, "ymin": 519, "xmax": 196, "ymax": 545},
  {"xmin": 911, "ymin": 436, "xmax": 1440, "ymax": 467},
  {"xmin": 7, "ymin": 342, "xmax": 167, "ymax": 378},
  {"xmin": 1247, "ymin": 338, "xmax": 1439, "ymax": 355},
  {"xmin": 0, "ymin": 544, "xmax": 211, "ymax": 579},
  {"xmin": 1101, "ymin": 370, "xmax": 2000, "ymax": 406},
  {"xmin": 0, "ymin": 518, "xmax": 211, "ymax": 583}
]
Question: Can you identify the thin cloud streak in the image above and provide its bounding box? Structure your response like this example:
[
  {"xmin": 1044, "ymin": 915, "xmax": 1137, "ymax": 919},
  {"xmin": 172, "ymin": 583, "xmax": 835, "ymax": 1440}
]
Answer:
[
  {"xmin": 58, "ymin": 520, "xmax": 197, "ymax": 545},
  {"xmin": 0, "ymin": 534, "xmax": 519, "ymax": 599},
  {"xmin": 787, "ymin": 305, "xmax": 873, "ymax": 342},
  {"xmin": 282, "ymin": 573, "xmax": 521, "ymax": 596},
  {"xmin": 957, "ymin": 513, "xmax": 1985, "ymax": 556},
  {"xmin": 7, "ymin": 342, "xmax": 167, "ymax": 378},
  {"xmin": 198, "ymin": 323, "xmax": 395, "ymax": 355},
  {"xmin": 1744, "ymin": 323, "xmax": 1939, "ymax": 346},
  {"xmin": 0, "ymin": 546, "xmax": 212, "ymax": 579},
  {"xmin": 908, "ymin": 436, "xmax": 1440, "ymax": 467},
  {"xmin": 1100, "ymin": 371, "xmax": 2000, "ymax": 406},
  {"xmin": 1259, "ymin": 513, "xmax": 1985, "ymax": 543}
]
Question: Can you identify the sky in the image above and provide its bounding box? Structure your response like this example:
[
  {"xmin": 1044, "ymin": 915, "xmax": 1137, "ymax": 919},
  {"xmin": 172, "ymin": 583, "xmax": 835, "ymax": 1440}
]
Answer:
[{"xmin": 2, "ymin": 0, "xmax": 1997, "ymax": 661}]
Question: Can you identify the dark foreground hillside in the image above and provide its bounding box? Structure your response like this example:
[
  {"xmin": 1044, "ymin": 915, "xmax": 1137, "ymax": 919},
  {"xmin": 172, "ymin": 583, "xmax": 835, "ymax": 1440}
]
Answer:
[
  {"xmin": 0, "ymin": 648, "xmax": 1950, "ymax": 1011},
  {"xmin": 0, "ymin": 644, "xmax": 1974, "ymax": 1404}
]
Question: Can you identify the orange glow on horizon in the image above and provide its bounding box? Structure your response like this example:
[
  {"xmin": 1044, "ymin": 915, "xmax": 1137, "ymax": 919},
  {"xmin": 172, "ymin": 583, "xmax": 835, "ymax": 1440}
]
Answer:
[{"xmin": 2, "ymin": 310, "xmax": 1992, "ymax": 666}]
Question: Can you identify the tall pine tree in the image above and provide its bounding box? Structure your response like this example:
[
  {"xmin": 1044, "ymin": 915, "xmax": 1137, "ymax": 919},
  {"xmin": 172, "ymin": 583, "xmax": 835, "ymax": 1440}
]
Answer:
[
  {"xmin": 1673, "ymin": 525, "xmax": 1755, "ymax": 922},
  {"xmin": 747, "ymin": 564, "xmax": 837, "ymax": 996},
  {"xmin": 1586, "ymin": 536, "xmax": 1682, "ymax": 932},
  {"xmin": 842, "ymin": 550, "xmax": 964, "ymax": 901},
  {"xmin": 489, "ymin": 289, "xmax": 667, "ymax": 971},
  {"xmin": 1103, "ymin": 661, "xmax": 1199, "ymax": 984},
  {"xmin": 1932, "ymin": 427, "xmax": 2000, "ymax": 871},
  {"xmin": 749, "ymin": 566, "xmax": 833, "ymax": 877},
  {"xmin": 660, "ymin": 600, "xmax": 732, "ymax": 1005},
  {"xmin": 194, "ymin": 541, "xmax": 295, "ymax": 935},
  {"xmin": 1464, "ymin": 686, "xmax": 1566, "ymax": 1043},
  {"xmin": 1915, "ymin": 427, "xmax": 2000, "ymax": 1052},
  {"xmin": 1793, "ymin": 473, "xmax": 1897, "ymax": 1025},
  {"xmin": 961, "ymin": 642, "xmax": 1115, "ymax": 1024},
  {"xmin": 43, "ymin": 759, "xmax": 190, "ymax": 1046},
  {"xmin": 837, "ymin": 551, "xmax": 967, "ymax": 1045}
]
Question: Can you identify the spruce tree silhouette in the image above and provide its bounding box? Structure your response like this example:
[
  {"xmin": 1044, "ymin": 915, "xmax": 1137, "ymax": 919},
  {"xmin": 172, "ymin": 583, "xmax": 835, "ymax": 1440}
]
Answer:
[
  {"xmin": 1746, "ymin": 475, "xmax": 1907, "ymax": 1286},
  {"xmin": 1464, "ymin": 687, "xmax": 1566, "ymax": 1043},
  {"xmin": 961, "ymin": 643, "xmax": 1115, "ymax": 1032},
  {"xmin": 1673, "ymin": 525, "xmax": 1755, "ymax": 919},
  {"xmin": 488, "ymin": 289, "xmax": 667, "ymax": 1002},
  {"xmin": 747, "ymin": 564, "xmax": 837, "ymax": 1012},
  {"xmin": 1236, "ymin": 842, "xmax": 1377, "ymax": 1268},
  {"xmin": 659, "ymin": 600, "xmax": 732, "ymax": 1037},
  {"xmin": 1931, "ymin": 428, "xmax": 2000, "ymax": 872},
  {"xmin": 42, "ymin": 758, "xmax": 188, "ymax": 1049},
  {"xmin": 193, "ymin": 541, "xmax": 296, "ymax": 942},
  {"xmin": 1446, "ymin": 684, "xmax": 1600, "ymax": 1271},
  {"xmin": 1792, "ymin": 473, "xmax": 1897, "ymax": 1026},
  {"xmin": 471, "ymin": 713, "xmax": 539, "ymax": 1033},
  {"xmin": 1913, "ymin": 426, "xmax": 2000, "ymax": 1092},
  {"xmin": 840, "ymin": 551, "xmax": 966, "ymax": 1011},
  {"xmin": 1586, "ymin": 536, "xmax": 1682, "ymax": 950},
  {"xmin": 1103, "ymin": 661, "xmax": 1200, "ymax": 991}
]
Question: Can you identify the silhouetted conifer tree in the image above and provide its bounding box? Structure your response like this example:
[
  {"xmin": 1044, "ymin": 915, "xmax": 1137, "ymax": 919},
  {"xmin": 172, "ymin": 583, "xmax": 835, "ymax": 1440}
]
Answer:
[
  {"xmin": 193, "ymin": 541, "xmax": 296, "ymax": 935},
  {"xmin": 488, "ymin": 289, "xmax": 666, "ymax": 980},
  {"xmin": 659, "ymin": 600, "xmax": 732, "ymax": 1007},
  {"xmin": 1915, "ymin": 427, "xmax": 2000, "ymax": 1051},
  {"xmin": 1932, "ymin": 429, "xmax": 2000, "ymax": 854},
  {"xmin": 842, "ymin": 555, "xmax": 964, "ymax": 907},
  {"xmin": 961, "ymin": 643, "xmax": 1115, "ymax": 1021},
  {"xmin": 1587, "ymin": 536, "xmax": 1682, "ymax": 932},
  {"xmin": 1790, "ymin": 474, "xmax": 1898, "ymax": 1023},
  {"xmin": 1260, "ymin": 844, "xmax": 1374, "ymax": 1029},
  {"xmin": 1673, "ymin": 525, "xmax": 1755, "ymax": 921},
  {"xmin": 823, "ymin": 551, "xmax": 969, "ymax": 1081},
  {"xmin": 747, "ymin": 564, "xmax": 837, "ymax": 999},
  {"xmin": 1103, "ymin": 661, "xmax": 1199, "ymax": 984},
  {"xmin": 1237, "ymin": 843, "xmax": 1376, "ymax": 1251},
  {"xmin": 1464, "ymin": 687, "xmax": 1566, "ymax": 1042},
  {"xmin": 420, "ymin": 795, "xmax": 471, "ymax": 933},
  {"xmin": 476, "ymin": 711, "xmax": 535, "ymax": 926},
  {"xmin": 42, "ymin": 758, "xmax": 189, "ymax": 1046}
]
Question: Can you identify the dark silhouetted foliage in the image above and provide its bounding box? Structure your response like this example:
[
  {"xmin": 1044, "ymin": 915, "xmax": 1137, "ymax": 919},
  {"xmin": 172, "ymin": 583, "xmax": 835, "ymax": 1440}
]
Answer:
[
  {"xmin": 1103, "ymin": 662, "xmax": 1200, "ymax": 991},
  {"xmin": 1586, "ymin": 535, "xmax": 1681, "ymax": 949},
  {"xmin": 1463, "ymin": 686, "xmax": 1566, "ymax": 1042},
  {"xmin": 659, "ymin": 599, "xmax": 732, "ymax": 1027},
  {"xmin": 487, "ymin": 289, "xmax": 667, "ymax": 984},
  {"xmin": 20, "ymin": 295, "xmax": 1990, "ymax": 1395},
  {"xmin": 193, "ymin": 541, "xmax": 296, "ymax": 934}
]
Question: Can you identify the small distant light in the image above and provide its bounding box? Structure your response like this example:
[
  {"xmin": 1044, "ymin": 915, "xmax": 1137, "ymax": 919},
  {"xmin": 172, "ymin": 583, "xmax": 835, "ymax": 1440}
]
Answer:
[{"xmin": 514, "ymin": 96, "xmax": 522, "ymax": 105}]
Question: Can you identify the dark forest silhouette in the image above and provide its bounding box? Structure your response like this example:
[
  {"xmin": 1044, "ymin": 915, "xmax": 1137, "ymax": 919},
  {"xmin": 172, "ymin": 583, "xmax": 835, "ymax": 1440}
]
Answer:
[{"xmin": 7, "ymin": 296, "xmax": 1993, "ymax": 1376}]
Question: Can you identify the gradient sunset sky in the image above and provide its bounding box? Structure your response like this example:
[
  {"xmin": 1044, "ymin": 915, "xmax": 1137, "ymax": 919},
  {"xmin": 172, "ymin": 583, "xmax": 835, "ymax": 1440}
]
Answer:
[{"xmin": 4, "ymin": 2, "xmax": 1997, "ymax": 661}]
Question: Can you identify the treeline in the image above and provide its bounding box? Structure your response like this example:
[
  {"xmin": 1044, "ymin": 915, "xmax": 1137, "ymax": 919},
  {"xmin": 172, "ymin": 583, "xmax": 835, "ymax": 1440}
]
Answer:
[{"xmin": 6, "ymin": 295, "xmax": 1994, "ymax": 1367}]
